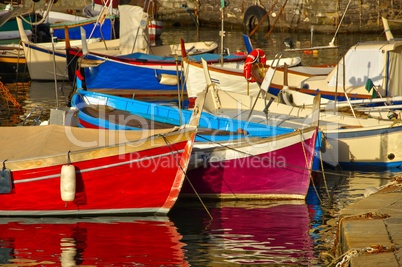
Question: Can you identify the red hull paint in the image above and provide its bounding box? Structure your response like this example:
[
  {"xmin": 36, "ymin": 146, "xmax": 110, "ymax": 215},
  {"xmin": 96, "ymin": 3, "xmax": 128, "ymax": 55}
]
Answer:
[
  {"xmin": 183, "ymin": 129, "xmax": 318, "ymax": 199},
  {"xmin": 0, "ymin": 139, "xmax": 193, "ymax": 216}
]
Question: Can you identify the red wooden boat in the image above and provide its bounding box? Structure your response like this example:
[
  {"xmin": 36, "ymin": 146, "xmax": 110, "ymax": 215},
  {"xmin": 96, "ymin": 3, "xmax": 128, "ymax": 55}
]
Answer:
[{"xmin": 0, "ymin": 95, "xmax": 204, "ymax": 215}]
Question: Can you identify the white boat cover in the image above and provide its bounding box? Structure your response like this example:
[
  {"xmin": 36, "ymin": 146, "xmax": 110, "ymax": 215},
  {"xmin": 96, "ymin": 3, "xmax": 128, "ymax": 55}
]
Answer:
[
  {"xmin": 0, "ymin": 125, "xmax": 175, "ymax": 161},
  {"xmin": 118, "ymin": 5, "xmax": 149, "ymax": 55},
  {"xmin": 327, "ymin": 41, "xmax": 402, "ymax": 96}
]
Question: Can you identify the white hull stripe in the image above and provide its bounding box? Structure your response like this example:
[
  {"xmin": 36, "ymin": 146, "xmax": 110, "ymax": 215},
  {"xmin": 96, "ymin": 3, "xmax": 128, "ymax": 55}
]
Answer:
[
  {"xmin": 15, "ymin": 149, "xmax": 184, "ymax": 184},
  {"xmin": 0, "ymin": 207, "xmax": 170, "ymax": 216}
]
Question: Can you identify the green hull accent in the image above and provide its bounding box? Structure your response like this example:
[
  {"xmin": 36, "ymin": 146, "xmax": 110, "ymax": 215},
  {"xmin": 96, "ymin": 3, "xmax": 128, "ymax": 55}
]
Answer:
[{"xmin": 0, "ymin": 14, "xmax": 32, "ymax": 32}]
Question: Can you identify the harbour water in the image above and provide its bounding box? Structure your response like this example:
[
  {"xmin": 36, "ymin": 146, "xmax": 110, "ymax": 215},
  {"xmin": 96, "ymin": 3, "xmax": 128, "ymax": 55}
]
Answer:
[{"xmin": 0, "ymin": 28, "xmax": 400, "ymax": 266}]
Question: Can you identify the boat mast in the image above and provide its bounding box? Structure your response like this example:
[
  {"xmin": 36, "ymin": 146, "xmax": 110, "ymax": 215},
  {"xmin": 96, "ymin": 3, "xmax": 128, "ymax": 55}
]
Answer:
[{"xmin": 219, "ymin": 0, "xmax": 226, "ymax": 65}]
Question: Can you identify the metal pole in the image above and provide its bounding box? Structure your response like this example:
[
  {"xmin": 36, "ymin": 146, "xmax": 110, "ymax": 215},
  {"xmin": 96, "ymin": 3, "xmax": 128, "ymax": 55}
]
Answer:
[
  {"xmin": 219, "ymin": 6, "xmax": 224, "ymax": 65},
  {"xmin": 50, "ymin": 27, "xmax": 59, "ymax": 109}
]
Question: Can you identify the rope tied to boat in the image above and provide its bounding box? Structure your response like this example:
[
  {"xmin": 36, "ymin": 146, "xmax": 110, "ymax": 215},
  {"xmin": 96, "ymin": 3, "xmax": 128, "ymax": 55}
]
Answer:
[
  {"xmin": 297, "ymin": 128, "xmax": 323, "ymax": 203},
  {"xmin": 161, "ymin": 134, "xmax": 213, "ymax": 220}
]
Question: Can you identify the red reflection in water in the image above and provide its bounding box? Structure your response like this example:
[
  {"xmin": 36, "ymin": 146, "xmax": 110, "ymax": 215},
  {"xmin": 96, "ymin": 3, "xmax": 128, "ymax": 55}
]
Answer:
[{"xmin": 0, "ymin": 217, "xmax": 188, "ymax": 266}]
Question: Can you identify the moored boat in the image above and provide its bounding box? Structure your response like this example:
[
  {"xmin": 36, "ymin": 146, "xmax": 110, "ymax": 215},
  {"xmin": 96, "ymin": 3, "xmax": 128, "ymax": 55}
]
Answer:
[
  {"xmin": 0, "ymin": 92, "xmax": 204, "ymax": 215},
  {"xmin": 17, "ymin": 4, "xmax": 222, "ymax": 82},
  {"xmin": 183, "ymin": 53, "xmax": 301, "ymax": 100},
  {"xmin": 70, "ymin": 81, "xmax": 320, "ymax": 200},
  {"xmin": 69, "ymin": 50, "xmax": 245, "ymax": 96},
  {"xmin": 201, "ymin": 82, "xmax": 402, "ymax": 171},
  {"xmin": 0, "ymin": 4, "xmax": 33, "ymax": 44},
  {"xmin": 0, "ymin": 44, "xmax": 29, "ymax": 82},
  {"xmin": 16, "ymin": 17, "xmax": 109, "ymax": 81},
  {"xmin": 256, "ymin": 40, "xmax": 402, "ymax": 101},
  {"xmin": 39, "ymin": 10, "xmax": 118, "ymax": 41}
]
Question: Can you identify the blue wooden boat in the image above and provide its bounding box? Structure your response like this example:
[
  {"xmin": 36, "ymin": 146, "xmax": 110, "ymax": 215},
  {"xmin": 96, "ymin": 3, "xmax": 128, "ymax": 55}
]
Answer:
[
  {"xmin": 67, "ymin": 49, "xmax": 246, "ymax": 95},
  {"xmin": 70, "ymin": 89, "xmax": 293, "ymax": 142},
  {"xmin": 48, "ymin": 14, "xmax": 117, "ymax": 40},
  {"xmin": 69, "ymin": 89, "xmax": 320, "ymax": 200}
]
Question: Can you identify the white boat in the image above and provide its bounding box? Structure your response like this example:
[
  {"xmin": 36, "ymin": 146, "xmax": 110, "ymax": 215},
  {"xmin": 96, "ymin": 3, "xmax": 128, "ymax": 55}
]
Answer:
[
  {"xmin": 201, "ymin": 78, "xmax": 402, "ymax": 170},
  {"xmin": 260, "ymin": 18, "xmax": 402, "ymax": 108},
  {"xmin": 183, "ymin": 55, "xmax": 301, "ymax": 99},
  {"xmin": 0, "ymin": 29, "xmax": 31, "ymax": 40},
  {"xmin": 277, "ymin": 87, "xmax": 402, "ymax": 120},
  {"xmin": 255, "ymin": 40, "xmax": 402, "ymax": 101},
  {"xmin": 17, "ymin": 5, "xmax": 218, "ymax": 81},
  {"xmin": 16, "ymin": 17, "xmax": 108, "ymax": 81}
]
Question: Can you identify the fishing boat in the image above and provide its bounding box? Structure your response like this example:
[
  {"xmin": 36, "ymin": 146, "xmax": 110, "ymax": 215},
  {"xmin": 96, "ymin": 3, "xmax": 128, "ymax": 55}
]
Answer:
[
  {"xmin": 70, "ymin": 67, "xmax": 320, "ymax": 200},
  {"xmin": 200, "ymin": 80, "xmax": 402, "ymax": 171},
  {"xmin": 182, "ymin": 53, "xmax": 301, "ymax": 100},
  {"xmin": 255, "ymin": 40, "xmax": 402, "ymax": 101},
  {"xmin": 68, "ymin": 47, "xmax": 243, "ymax": 96},
  {"xmin": 37, "ymin": 10, "xmax": 118, "ymax": 41},
  {"xmin": 274, "ymin": 85, "xmax": 402, "ymax": 120},
  {"xmin": 0, "ymin": 216, "xmax": 187, "ymax": 265},
  {"xmin": 17, "ymin": 4, "xmax": 220, "ymax": 82},
  {"xmin": 0, "ymin": 4, "xmax": 33, "ymax": 44},
  {"xmin": 0, "ymin": 94, "xmax": 203, "ymax": 215},
  {"xmin": 16, "ymin": 17, "xmax": 109, "ymax": 81},
  {"xmin": 0, "ymin": 44, "xmax": 29, "ymax": 82},
  {"xmin": 70, "ymin": 88, "xmax": 294, "ymax": 142}
]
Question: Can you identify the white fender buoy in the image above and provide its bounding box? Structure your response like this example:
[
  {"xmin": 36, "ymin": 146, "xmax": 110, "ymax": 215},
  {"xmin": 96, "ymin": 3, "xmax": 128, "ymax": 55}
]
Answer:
[
  {"xmin": 60, "ymin": 164, "xmax": 76, "ymax": 202},
  {"xmin": 158, "ymin": 74, "xmax": 178, "ymax": 85}
]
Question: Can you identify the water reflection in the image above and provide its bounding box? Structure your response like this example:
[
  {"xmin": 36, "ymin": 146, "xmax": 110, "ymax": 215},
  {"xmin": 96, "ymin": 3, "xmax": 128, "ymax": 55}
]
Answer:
[
  {"xmin": 159, "ymin": 28, "xmax": 385, "ymax": 66},
  {"xmin": 0, "ymin": 82, "xmax": 73, "ymax": 126},
  {"xmin": 324, "ymin": 170, "xmax": 398, "ymax": 210},
  {"xmin": 170, "ymin": 199, "xmax": 319, "ymax": 266},
  {"xmin": 0, "ymin": 196, "xmax": 332, "ymax": 266},
  {"xmin": 0, "ymin": 216, "xmax": 188, "ymax": 266}
]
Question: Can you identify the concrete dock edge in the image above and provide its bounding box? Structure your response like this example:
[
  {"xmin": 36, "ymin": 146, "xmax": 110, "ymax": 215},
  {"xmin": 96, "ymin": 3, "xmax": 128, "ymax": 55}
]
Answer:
[{"xmin": 330, "ymin": 179, "xmax": 402, "ymax": 266}]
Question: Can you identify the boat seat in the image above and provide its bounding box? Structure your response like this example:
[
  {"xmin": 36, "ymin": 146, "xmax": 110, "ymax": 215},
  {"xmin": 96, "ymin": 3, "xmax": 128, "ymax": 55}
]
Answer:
[{"xmin": 81, "ymin": 106, "xmax": 174, "ymax": 129}]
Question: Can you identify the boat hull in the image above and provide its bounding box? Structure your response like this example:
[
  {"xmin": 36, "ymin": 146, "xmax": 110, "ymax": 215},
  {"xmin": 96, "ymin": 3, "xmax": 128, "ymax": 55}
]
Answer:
[
  {"xmin": 323, "ymin": 124, "xmax": 402, "ymax": 170},
  {"xmin": 182, "ymin": 127, "xmax": 318, "ymax": 199},
  {"xmin": 183, "ymin": 58, "xmax": 301, "ymax": 99},
  {"xmin": 20, "ymin": 40, "xmax": 71, "ymax": 80},
  {"xmin": 0, "ymin": 126, "xmax": 195, "ymax": 216},
  {"xmin": 0, "ymin": 46, "xmax": 29, "ymax": 82},
  {"xmin": 70, "ymin": 90, "xmax": 316, "ymax": 200},
  {"xmin": 16, "ymin": 17, "xmax": 118, "ymax": 81},
  {"xmin": 80, "ymin": 55, "xmax": 182, "ymax": 93},
  {"xmin": 51, "ymin": 17, "xmax": 117, "ymax": 40}
]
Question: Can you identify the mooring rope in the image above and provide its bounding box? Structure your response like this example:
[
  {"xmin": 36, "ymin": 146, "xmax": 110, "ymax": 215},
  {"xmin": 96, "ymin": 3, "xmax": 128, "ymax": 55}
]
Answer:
[
  {"xmin": 319, "ymin": 149, "xmax": 331, "ymax": 199},
  {"xmin": 18, "ymin": 0, "xmax": 54, "ymax": 26},
  {"xmin": 161, "ymin": 134, "xmax": 213, "ymax": 220},
  {"xmin": 298, "ymin": 129, "xmax": 322, "ymax": 204}
]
